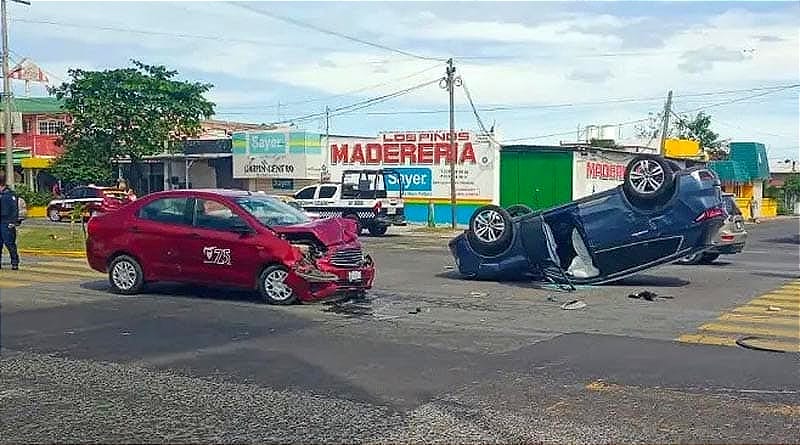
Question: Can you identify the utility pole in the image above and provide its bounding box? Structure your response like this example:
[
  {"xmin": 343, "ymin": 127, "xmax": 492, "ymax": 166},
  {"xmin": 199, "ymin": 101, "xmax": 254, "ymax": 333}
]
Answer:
[
  {"xmin": 659, "ymin": 90, "xmax": 673, "ymax": 156},
  {"xmin": 446, "ymin": 58, "xmax": 457, "ymax": 229},
  {"xmin": 2, "ymin": 0, "xmax": 13, "ymax": 187}
]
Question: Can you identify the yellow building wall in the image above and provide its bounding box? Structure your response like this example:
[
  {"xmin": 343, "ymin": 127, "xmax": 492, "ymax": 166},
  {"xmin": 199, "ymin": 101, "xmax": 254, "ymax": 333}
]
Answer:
[{"xmin": 664, "ymin": 139, "xmax": 704, "ymax": 159}]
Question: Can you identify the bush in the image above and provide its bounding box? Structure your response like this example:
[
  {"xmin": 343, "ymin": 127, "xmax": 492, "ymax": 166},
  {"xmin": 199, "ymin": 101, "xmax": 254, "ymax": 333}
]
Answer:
[{"xmin": 14, "ymin": 184, "xmax": 54, "ymax": 207}]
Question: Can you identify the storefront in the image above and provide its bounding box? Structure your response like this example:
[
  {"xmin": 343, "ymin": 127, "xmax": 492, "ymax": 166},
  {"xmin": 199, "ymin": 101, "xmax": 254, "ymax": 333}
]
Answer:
[
  {"xmin": 326, "ymin": 130, "xmax": 499, "ymax": 225},
  {"xmin": 232, "ymin": 129, "xmax": 325, "ymax": 194},
  {"xmin": 708, "ymin": 142, "xmax": 773, "ymax": 219},
  {"xmin": 499, "ymin": 144, "xmax": 696, "ymax": 211}
]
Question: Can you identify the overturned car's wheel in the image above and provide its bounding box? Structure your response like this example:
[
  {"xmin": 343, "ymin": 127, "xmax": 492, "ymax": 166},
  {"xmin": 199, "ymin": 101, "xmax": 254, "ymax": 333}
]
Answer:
[
  {"xmin": 467, "ymin": 205, "xmax": 513, "ymax": 257},
  {"xmin": 623, "ymin": 155, "xmax": 675, "ymax": 203}
]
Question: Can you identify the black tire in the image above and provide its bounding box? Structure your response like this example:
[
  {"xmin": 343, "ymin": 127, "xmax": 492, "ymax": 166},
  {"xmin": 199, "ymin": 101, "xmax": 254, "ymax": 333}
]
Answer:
[
  {"xmin": 108, "ymin": 255, "xmax": 145, "ymax": 295},
  {"xmin": 343, "ymin": 213, "xmax": 361, "ymax": 234},
  {"xmin": 368, "ymin": 224, "xmax": 388, "ymax": 236},
  {"xmin": 257, "ymin": 265, "xmax": 298, "ymax": 305},
  {"xmin": 506, "ymin": 204, "xmax": 534, "ymax": 218},
  {"xmin": 700, "ymin": 253, "xmax": 720, "ymax": 264},
  {"xmin": 466, "ymin": 205, "xmax": 514, "ymax": 257},
  {"xmin": 47, "ymin": 207, "xmax": 61, "ymax": 222},
  {"xmin": 623, "ymin": 155, "xmax": 675, "ymax": 203},
  {"xmin": 677, "ymin": 252, "xmax": 704, "ymax": 265}
]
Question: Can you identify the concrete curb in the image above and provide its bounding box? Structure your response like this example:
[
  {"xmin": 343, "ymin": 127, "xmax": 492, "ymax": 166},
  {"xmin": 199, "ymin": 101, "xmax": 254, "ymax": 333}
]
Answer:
[{"xmin": 19, "ymin": 248, "xmax": 86, "ymax": 259}]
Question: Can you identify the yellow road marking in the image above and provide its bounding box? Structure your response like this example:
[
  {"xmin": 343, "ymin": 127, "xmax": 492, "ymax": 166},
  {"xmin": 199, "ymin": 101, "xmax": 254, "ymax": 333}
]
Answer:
[
  {"xmin": 745, "ymin": 300, "xmax": 800, "ymax": 310},
  {"xmin": 764, "ymin": 289, "xmax": 800, "ymax": 297},
  {"xmin": 718, "ymin": 313, "xmax": 800, "ymax": 326},
  {"xmin": 679, "ymin": 334, "xmax": 800, "ymax": 352},
  {"xmin": 732, "ymin": 305, "xmax": 800, "ymax": 316},
  {"xmin": 0, "ymin": 279, "xmax": 31, "ymax": 288},
  {"xmin": 698, "ymin": 322, "xmax": 800, "ymax": 339},
  {"xmin": 678, "ymin": 333, "xmax": 736, "ymax": 347},
  {"xmin": 752, "ymin": 293, "xmax": 800, "ymax": 302},
  {"xmin": 14, "ymin": 266, "xmax": 103, "ymax": 279},
  {"xmin": 35, "ymin": 260, "xmax": 92, "ymax": 269}
]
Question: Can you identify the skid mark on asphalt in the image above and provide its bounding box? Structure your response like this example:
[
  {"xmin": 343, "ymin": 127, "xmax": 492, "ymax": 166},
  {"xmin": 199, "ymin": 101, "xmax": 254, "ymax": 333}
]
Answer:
[
  {"xmin": 677, "ymin": 279, "xmax": 800, "ymax": 352},
  {"xmin": 0, "ymin": 259, "xmax": 104, "ymax": 289}
]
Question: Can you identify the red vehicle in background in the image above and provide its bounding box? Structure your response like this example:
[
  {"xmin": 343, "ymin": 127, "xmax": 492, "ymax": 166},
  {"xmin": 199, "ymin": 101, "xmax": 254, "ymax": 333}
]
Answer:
[
  {"xmin": 47, "ymin": 185, "xmax": 133, "ymax": 221},
  {"xmin": 86, "ymin": 189, "xmax": 375, "ymax": 304}
]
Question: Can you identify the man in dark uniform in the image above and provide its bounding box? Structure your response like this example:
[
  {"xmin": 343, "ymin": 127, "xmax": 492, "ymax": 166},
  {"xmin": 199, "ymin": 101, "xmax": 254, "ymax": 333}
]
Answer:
[{"xmin": 0, "ymin": 173, "xmax": 20, "ymax": 270}]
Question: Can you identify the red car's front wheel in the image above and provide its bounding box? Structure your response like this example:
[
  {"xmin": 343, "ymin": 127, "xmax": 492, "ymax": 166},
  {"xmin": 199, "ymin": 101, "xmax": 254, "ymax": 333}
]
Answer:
[{"xmin": 258, "ymin": 265, "xmax": 298, "ymax": 305}]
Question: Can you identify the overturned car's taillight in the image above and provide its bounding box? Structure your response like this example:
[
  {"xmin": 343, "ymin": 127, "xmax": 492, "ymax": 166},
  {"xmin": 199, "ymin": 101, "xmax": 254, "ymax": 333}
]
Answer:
[{"xmin": 695, "ymin": 207, "xmax": 725, "ymax": 222}]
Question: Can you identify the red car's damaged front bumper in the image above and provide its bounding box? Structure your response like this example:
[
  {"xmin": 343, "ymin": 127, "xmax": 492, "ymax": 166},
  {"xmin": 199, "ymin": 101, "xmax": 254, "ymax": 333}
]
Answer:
[{"xmin": 284, "ymin": 254, "xmax": 376, "ymax": 302}]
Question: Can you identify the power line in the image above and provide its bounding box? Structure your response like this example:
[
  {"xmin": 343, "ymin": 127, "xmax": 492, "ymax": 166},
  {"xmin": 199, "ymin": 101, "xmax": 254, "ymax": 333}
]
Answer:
[
  {"xmin": 323, "ymin": 84, "xmax": 800, "ymax": 116},
  {"xmin": 678, "ymin": 84, "xmax": 800, "ymax": 114},
  {"xmin": 268, "ymin": 77, "xmax": 442, "ymax": 125},
  {"xmin": 229, "ymin": 3, "xmax": 444, "ymax": 62},
  {"xmin": 11, "ymin": 17, "xmax": 345, "ymax": 53},
  {"xmin": 217, "ymin": 62, "xmax": 443, "ymax": 111}
]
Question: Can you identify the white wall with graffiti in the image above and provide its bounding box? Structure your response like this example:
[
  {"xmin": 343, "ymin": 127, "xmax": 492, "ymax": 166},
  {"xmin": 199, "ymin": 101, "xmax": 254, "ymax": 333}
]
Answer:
[{"xmin": 571, "ymin": 150, "xmax": 635, "ymax": 200}]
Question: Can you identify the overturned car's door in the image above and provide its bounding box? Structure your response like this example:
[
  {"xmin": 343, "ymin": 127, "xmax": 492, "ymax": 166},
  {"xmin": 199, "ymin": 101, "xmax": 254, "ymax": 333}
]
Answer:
[{"xmin": 577, "ymin": 193, "xmax": 684, "ymax": 278}]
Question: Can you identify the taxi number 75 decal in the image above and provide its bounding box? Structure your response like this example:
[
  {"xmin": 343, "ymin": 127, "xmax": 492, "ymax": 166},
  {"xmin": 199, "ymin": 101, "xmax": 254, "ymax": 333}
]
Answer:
[{"xmin": 203, "ymin": 246, "xmax": 231, "ymax": 265}]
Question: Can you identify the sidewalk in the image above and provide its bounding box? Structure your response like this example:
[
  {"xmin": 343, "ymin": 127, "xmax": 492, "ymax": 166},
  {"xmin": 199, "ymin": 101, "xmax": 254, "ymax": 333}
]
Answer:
[{"xmin": 392, "ymin": 224, "xmax": 465, "ymax": 239}]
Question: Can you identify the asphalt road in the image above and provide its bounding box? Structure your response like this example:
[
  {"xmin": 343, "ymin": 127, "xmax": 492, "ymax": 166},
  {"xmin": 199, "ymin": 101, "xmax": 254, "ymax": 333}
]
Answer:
[{"xmin": 1, "ymin": 217, "xmax": 799, "ymax": 443}]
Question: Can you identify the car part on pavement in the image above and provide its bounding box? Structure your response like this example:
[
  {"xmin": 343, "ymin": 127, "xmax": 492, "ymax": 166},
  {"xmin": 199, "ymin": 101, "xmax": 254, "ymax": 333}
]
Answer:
[{"xmin": 560, "ymin": 299, "xmax": 587, "ymax": 310}]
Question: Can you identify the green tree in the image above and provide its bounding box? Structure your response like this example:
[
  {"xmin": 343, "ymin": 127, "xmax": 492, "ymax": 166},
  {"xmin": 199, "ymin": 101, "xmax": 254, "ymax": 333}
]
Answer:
[
  {"xmin": 50, "ymin": 60, "xmax": 215, "ymax": 185},
  {"xmin": 634, "ymin": 111, "xmax": 724, "ymax": 159}
]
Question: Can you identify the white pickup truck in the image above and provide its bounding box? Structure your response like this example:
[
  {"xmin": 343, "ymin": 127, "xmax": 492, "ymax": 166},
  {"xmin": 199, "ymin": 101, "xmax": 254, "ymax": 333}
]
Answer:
[{"xmin": 293, "ymin": 169, "xmax": 406, "ymax": 236}]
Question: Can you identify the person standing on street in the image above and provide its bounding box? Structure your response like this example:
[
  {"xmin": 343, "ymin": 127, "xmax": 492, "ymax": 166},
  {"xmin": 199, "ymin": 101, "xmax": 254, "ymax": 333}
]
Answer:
[{"xmin": 0, "ymin": 174, "xmax": 21, "ymax": 270}]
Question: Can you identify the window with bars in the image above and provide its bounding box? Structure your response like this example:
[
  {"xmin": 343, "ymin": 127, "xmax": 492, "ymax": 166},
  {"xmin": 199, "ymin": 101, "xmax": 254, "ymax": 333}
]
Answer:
[{"xmin": 38, "ymin": 120, "xmax": 65, "ymax": 135}]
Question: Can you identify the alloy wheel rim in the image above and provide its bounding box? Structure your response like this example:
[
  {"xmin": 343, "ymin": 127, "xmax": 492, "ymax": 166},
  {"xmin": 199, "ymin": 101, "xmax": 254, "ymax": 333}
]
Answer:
[
  {"xmin": 265, "ymin": 269, "xmax": 293, "ymax": 301},
  {"xmin": 473, "ymin": 209, "xmax": 506, "ymax": 243},
  {"xmin": 49, "ymin": 209, "xmax": 60, "ymax": 220},
  {"xmin": 629, "ymin": 159, "xmax": 665, "ymax": 195},
  {"xmin": 112, "ymin": 261, "xmax": 137, "ymax": 290}
]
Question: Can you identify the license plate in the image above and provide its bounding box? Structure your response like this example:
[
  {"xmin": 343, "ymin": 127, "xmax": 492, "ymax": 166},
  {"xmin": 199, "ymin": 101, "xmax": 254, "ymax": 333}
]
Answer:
[
  {"xmin": 348, "ymin": 270, "xmax": 362, "ymax": 282},
  {"xmin": 735, "ymin": 222, "xmax": 743, "ymax": 231},
  {"xmin": 387, "ymin": 207, "xmax": 396, "ymax": 215}
]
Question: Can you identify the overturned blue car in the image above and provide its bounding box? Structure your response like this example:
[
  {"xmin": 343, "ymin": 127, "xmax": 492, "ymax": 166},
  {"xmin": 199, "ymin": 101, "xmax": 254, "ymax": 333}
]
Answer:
[{"xmin": 449, "ymin": 155, "xmax": 726, "ymax": 285}]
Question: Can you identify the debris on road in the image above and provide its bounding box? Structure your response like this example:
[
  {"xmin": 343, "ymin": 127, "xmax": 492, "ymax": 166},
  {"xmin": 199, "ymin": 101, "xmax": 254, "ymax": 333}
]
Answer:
[
  {"xmin": 408, "ymin": 307, "xmax": 422, "ymax": 314},
  {"xmin": 560, "ymin": 299, "xmax": 587, "ymax": 310},
  {"xmin": 628, "ymin": 291, "xmax": 674, "ymax": 301},
  {"xmin": 470, "ymin": 291, "xmax": 488, "ymax": 298},
  {"xmin": 546, "ymin": 295, "xmax": 559, "ymax": 302},
  {"xmin": 767, "ymin": 306, "xmax": 782, "ymax": 312}
]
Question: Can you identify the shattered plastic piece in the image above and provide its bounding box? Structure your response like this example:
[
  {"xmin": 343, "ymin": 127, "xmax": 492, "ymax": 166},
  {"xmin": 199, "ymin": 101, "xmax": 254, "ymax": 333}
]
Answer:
[
  {"xmin": 628, "ymin": 291, "xmax": 660, "ymax": 301},
  {"xmin": 408, "ymin": 307, "xmax": 422, "ymax": 314},
  {"xmin": 546, "ymin": 295, "xmax": 559, "ymax": 302},
  {"xmin": 560, "ymin": 299, "xmax": 587, "ymax": 310},
  {"xmin": 767, "ymin": 306, "xmax": 782, "ymax": 312},
  {"xmin": 470, "ymin": 291, "xmax": 489, "ymax": 298}
]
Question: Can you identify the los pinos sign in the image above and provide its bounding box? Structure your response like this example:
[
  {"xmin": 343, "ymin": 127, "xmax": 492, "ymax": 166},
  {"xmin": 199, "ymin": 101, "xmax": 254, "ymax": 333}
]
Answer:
[{"xmin": 325, "ymin": 130, "xmax": 497, "ymax": 201}]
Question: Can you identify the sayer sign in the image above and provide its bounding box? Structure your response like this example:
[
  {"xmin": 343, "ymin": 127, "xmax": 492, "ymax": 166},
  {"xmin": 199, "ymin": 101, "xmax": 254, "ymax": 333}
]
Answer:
[{"xmin": 330, "ymin": 130, "xmax": 477, "ymax": 165}]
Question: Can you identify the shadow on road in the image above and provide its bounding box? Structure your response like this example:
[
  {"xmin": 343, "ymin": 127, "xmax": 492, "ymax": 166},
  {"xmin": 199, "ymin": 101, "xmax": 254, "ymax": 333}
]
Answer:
[
  {"xmin": 763, "ymin": 234, "xmax": 800, "ymax": 245},
  {"xmin": 753, "ymin": 271, "xmax": 800, "ymax": 280}
]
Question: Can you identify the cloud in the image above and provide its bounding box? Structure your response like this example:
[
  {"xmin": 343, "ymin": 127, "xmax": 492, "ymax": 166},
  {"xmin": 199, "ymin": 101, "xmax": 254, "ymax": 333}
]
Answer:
[
  {"xmin": 678, "ymin": 46, "xmax": 751, "ymax": 74},
  {"xmin": 566, "ymin": 68, "xmax": 614, "ymax": 83},
  {"xmin": 753, "ymin": 35, "xmax": 786, "ymax": 43}
]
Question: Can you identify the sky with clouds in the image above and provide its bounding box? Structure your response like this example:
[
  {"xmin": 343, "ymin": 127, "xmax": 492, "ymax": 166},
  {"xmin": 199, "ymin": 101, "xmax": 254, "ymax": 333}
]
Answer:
[{"xmin": 8, "ymin": 0, "xmax": 800, "ymax": 160}]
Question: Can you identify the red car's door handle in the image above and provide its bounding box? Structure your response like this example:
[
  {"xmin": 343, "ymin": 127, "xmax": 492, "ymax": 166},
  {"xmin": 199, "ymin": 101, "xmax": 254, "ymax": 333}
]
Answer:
[{"xmin": 188, "ymin": 233, "xmax": 201, "ymax": 239}]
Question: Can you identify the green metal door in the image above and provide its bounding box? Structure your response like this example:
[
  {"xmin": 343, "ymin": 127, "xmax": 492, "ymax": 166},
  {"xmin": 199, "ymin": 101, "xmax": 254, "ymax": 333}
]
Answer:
[{"xmin": 500, "ymin": 150, "xmax": 572, "ymax": 210}]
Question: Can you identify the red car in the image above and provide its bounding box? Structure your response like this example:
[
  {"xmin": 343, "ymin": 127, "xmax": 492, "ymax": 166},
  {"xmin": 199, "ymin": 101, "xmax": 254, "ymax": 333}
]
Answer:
[{"xmin": 86, "ymin": 189, "xmax": 375, "ymax": 304}]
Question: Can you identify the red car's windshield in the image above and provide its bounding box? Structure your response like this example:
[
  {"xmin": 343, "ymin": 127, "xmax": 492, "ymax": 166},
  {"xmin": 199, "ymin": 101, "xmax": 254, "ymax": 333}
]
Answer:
[{"xmin": 236, "ymin": 196, "xmax": 310, "ymax": 227}]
